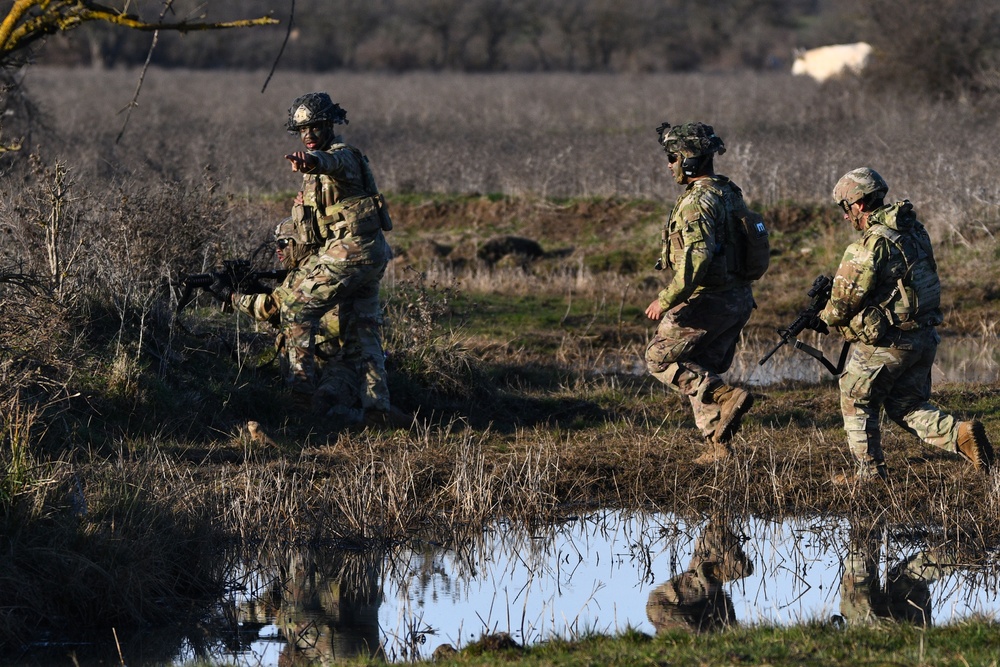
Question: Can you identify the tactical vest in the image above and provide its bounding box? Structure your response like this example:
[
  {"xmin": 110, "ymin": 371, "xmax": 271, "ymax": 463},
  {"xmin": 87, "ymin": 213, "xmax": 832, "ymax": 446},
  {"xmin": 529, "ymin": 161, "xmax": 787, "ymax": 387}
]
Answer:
[
  {"xmin": 301, "ymin": 143, "xmax": 393, "ymax": 243},
  {"xmin": 866, "ymin": 225, "xmax": 941, "ymax": 330},
  {"xmin": 851, "ymin": 204, "xmax": 941, "ymax": 340},
  {"xmin": 660, "ymin": 177, "xmax": 762, "ymax": 288}
]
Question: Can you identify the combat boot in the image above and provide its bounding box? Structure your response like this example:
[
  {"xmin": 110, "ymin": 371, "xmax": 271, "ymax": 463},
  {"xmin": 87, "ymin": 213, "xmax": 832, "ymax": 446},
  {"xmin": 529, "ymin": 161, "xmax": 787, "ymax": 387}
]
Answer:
[
  {"xmin": 711, "ymin": 385, "xmax": 754, "ymax": 444},
  {"xmin": 694, "ymin": 439, "xmax": 732, "ymax": 465},
  {"xmin": 832, "ymin": 462, "xmax": 888, "ymax": 486},
  {"xmin": 956, "ymin": 421, "xmax": 995, "ymax": 472}
]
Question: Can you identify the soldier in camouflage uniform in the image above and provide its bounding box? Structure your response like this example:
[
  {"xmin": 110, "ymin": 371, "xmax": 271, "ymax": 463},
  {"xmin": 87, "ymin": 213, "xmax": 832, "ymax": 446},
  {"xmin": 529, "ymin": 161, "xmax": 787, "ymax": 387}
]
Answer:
[
  {"xmin": 282, "ymin": 92, "xmax": 409, "ymax": 428},
  {"xmin": 817, "ymin": 168, "xmax": 994, "ymax": 482},
  {"xmin": 232, "ymin": 218, "xmax": 361, "ymax": 422},
  {"xmin": 645, "ymin": 122, "xmax": 758, "ymax": 464}
]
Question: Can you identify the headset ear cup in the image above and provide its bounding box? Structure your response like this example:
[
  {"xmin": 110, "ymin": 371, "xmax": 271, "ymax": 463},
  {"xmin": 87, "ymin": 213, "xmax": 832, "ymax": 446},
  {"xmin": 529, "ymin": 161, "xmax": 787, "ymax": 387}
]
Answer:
[{"xmin": 682, "ymin": 154, "xmax": 711, "ymax": 177}]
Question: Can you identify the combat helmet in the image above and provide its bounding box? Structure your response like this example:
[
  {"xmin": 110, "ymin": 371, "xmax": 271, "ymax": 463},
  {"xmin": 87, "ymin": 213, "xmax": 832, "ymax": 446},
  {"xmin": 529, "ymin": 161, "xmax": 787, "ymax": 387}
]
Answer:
[
  {"xmin": 656, "ymin": 121, "xmax": 726, "ymax": 159},
  {"xmin": 274, "ymin": 216, "xmax": 318, "ymax": 269},
  {"xmin": 275, "ymin": 215, "xmax": 321, "ymax": 247},
  {"xmin": 833, "ymin": 168, "xmax": 888, "ymax": 209},
  {"xmin": 275, "ymin": 217, "xmax": 299, "ymax": 243},
  {"xmin": 286, "ymin": 92, "xmax": 348, "ymax": 133}
]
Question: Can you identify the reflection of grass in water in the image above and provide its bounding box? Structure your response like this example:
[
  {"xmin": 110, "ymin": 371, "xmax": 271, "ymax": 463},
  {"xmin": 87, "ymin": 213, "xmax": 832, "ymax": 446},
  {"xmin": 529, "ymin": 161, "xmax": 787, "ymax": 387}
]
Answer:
[
  {"xmin": 239, "ymin": 513, "xmax": 1000, "ymax": 661},
  {"xmin": 932, "ymin": 336, "xmax": 1000, "ymax": 384},
  {"xmin": 5, "ymin": 377, "xmax": 1000, "ymax": 652}
]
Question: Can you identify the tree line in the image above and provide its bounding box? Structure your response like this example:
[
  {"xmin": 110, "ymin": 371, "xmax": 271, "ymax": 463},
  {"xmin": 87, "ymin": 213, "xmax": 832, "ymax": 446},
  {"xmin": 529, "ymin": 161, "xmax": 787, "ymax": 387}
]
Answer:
[{"xmin": 13, "ymin": 0, "xmax": 1000, "ymax": 98}]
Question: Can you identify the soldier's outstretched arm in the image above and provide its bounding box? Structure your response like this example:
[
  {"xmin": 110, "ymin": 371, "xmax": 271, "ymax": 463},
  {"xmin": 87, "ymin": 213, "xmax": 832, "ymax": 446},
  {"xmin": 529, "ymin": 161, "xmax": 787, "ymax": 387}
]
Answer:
[{"xmin": 285, "ymin": 151, "xmax": 316, "ymax": 172}]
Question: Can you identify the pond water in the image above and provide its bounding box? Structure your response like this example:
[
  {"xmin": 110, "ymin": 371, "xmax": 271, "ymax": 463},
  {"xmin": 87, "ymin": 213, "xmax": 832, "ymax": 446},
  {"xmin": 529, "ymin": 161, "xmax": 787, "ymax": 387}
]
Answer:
[
  {"xmin": 731, "ymin": 334, "xmax": 1000, "ymax": 386},
  {"xmin": 602, "ymin": 334, "xmax": 1000, "ymax": 386},
  {"xmin": 19, "ymin": 511, "xmax": 992, "ymax": 666}
]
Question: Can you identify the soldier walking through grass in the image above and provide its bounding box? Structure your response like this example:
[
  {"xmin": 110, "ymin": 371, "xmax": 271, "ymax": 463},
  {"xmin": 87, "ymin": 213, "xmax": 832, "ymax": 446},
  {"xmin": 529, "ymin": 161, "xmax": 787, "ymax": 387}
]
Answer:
[
  {"xmin": 229, "ymin": 218, "xmax": 362, "ymax": 424},
  {"xmin": 644, "ymin": 122, "xmax": 764, "ymax": 464},
  {"xmin": 280, "ymin": 92, "xmax": 409, "ymax": 428},
  {"xmin": 817, "ymin": 168, "xmax": 994, "ymax": 482}
]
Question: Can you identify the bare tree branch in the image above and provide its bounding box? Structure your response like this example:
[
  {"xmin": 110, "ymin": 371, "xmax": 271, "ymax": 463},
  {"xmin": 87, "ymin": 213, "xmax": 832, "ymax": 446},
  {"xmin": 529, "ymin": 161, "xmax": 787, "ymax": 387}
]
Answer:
[
  {"xmin": 0, "ymin": 1, "xmax": 278, "ymax": 152},
  {"xmin": 0, "ymin": 1, "xmax": 278, "ymax": 61},
  {"xmin": 261, "ymin": 0, "xmax": 295, "ymax": 93}
]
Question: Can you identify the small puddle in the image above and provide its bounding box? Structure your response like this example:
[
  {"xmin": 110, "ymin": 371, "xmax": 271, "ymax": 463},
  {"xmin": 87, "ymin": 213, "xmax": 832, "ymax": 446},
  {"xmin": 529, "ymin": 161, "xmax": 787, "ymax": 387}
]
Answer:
[
  {"xmin": 730, "ymin": 334, "xmax": 1000, "ymax": 385},
  {"xmin": 155, "ymin": 512, "xmax": 1000, "ymax": 665},
  {"xmin": 598, "ymin": 335, "xmax": 999, "ymax": 386}
]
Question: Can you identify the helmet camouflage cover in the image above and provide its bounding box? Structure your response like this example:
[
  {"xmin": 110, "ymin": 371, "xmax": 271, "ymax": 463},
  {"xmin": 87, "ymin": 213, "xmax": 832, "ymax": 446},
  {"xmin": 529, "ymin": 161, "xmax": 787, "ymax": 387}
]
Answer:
[
  {"xmin": 656, "ymin": 121, "xmax": 726, "ymax": 158},
  {"xmin": 275, "ymin": 216, "xmax": 320, "ymax": 247},
  {"xmin": 286, "ymin": 92, "xmax": 348, "ymax": 133},
  {"xmin": 832, "ymin": 167, "xmax": 888, "ymax": 206},
  {"xmin": 274, "ymin": 217, "xmax": 316, "ymax": 268},
  {"xmin": 275, "ymin": 217, "xmax": 299, "ymax": 242}
]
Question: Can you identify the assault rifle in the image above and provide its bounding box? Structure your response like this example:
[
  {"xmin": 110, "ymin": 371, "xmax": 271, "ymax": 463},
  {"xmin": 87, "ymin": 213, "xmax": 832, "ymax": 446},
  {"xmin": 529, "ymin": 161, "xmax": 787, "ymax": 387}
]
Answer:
[
  {"xmin": 758, "ymin": 274, "xmax": 850, "ymax": 375},
  {"xmin": 173, "ymin": 259, "xmax": 287, "ymax": 314}
]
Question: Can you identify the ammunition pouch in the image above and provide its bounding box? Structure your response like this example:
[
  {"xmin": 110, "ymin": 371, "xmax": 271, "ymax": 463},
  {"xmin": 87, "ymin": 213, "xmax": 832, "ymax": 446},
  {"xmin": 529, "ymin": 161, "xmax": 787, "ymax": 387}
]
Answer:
[
  {"xmin": 375, "ymin": 192, "xmax": 393, "ymax": 231},
  {"xmin": 291, "ymin": 202, "xmax": 322, "ymax": 247},
  {"xmin": 841, "ymin": 306, "xmax": 889, "ymax": 345},
  {"xmin": 316, "ymin": 195, "xmax": 383, "ymax": 240}
]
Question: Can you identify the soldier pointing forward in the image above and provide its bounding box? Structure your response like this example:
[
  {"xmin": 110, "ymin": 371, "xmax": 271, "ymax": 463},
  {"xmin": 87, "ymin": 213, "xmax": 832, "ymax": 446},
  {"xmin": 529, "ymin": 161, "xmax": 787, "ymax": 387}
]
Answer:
[{"xmin": 276, "ymin": 92, "xmax": 409, "ymax": 428}]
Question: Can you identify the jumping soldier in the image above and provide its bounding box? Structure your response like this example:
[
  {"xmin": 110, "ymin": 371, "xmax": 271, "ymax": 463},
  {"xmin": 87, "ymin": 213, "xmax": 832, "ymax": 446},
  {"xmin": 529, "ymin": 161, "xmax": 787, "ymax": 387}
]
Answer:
[
  {"xmin": 280, "ymin": 92, "xmax": 408, "ymax": 428},
  {"xmin": 816, "ymin": 167, "xmax": 994, "ymax": 482},
  {"xmin": 645, "ymin": 121, "xmax": 763, "ymax": 464}
]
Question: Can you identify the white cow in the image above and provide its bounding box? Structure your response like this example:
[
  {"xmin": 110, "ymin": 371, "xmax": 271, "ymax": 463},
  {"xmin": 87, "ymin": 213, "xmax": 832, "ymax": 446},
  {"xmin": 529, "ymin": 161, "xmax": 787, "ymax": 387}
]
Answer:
[{"xmin": 792, "ymin": 42, "xmax": 872, "ymax": 83}]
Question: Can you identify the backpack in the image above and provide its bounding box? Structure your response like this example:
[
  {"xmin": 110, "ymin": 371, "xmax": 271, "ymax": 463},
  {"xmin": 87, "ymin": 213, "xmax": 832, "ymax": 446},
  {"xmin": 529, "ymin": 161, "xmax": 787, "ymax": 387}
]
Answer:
[{"xmin": 733, "ymin": 207, "xmax": 770, "ymax": 281}]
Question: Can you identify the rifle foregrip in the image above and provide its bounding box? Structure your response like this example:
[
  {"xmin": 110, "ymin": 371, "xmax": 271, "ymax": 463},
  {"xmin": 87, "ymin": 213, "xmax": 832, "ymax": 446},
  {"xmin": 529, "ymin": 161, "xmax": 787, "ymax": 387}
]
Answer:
[{"xmin": 182, "ymin": 274, "xmax": 215, "ymax": 288}]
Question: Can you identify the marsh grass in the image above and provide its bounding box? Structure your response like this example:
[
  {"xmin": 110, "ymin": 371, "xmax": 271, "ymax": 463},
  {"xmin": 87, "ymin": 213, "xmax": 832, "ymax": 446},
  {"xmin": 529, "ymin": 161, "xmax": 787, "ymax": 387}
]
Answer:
[{"xmin": 1, "ymin": 452, "xmax": 229, "ymax": 649}]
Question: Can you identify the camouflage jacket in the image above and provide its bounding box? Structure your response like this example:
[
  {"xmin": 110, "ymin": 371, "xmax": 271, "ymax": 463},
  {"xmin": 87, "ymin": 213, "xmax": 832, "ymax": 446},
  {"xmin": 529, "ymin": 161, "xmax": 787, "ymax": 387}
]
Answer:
[
  {"xmin": 820, "ymin": 200, "xmax": 942, "ymax": 341},
  {"xmin": 233, "ymin": 253, "xmax": 343, "ymax": 349},
  {"xmin": 301, "ymin": 139, "xmax": 391, "ymax": 267},
  {"xmin": 658, "ymin": 175, "xmax": 750, "ymax": 310}
]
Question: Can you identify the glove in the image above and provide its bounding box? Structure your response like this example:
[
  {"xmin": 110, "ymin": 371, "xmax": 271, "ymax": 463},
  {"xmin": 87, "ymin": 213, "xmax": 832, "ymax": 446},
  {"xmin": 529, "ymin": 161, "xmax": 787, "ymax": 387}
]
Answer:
[
  {"xmin": 806, "ymin": 314, "xmax": 829, "ymax": 335},
  {"xmin": 208, "ymin": 277, "xmax": 233, "ymax": 305}
]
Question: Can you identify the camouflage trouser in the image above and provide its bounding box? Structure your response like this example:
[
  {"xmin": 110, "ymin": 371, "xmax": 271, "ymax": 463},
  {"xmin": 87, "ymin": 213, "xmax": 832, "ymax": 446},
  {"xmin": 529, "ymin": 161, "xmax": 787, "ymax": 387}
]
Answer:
[
  {"xmin": 284, "ymin": 259, "xmax": 390, "ymax": 417},
  {"xmin": 645, "ymin": 285, "xmax": 754, "ymax": 438},
  {"xmin": 839, "ymin": 327, "xmax": 957, "ymax": 470},
  {"xmin": 338, "ymin": 282, "xmax": 389, "ymax": 413}
]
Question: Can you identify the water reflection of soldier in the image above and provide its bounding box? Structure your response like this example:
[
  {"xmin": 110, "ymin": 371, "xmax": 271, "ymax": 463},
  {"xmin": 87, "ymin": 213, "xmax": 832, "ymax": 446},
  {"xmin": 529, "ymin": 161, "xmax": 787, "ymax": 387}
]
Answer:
[
  {"xmin": 839, "ymin": 525, "xmax": 952, "ymax": 627},
  {"xmin": 646, "ymin": 520, "xmax": 753, "ymax": 633},
  {"xmin": 273, "ymin": 549, "xmax": 386, "ymax": 665}
]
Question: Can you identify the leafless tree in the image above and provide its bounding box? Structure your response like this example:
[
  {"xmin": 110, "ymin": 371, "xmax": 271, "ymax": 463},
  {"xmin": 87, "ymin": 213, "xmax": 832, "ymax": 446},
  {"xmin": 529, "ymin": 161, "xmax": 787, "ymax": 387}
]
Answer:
[
  {"xmin": 0, "ymin": 0, "xmax": 278, "ymax": 153},
  {"xmin": 0, "ymin": 1, "xmax": 277, "ymax": 63}
]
